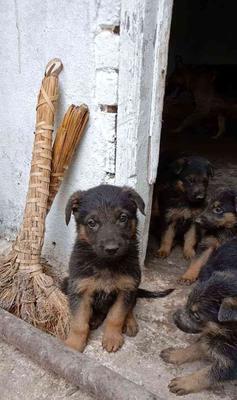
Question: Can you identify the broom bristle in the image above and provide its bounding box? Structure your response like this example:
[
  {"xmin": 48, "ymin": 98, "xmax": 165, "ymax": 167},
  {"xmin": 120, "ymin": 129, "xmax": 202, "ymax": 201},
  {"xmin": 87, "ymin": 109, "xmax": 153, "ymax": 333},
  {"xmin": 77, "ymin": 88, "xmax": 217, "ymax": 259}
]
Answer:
[{"xmin": 48, "ymin": 104, "xmax": 89, "ymax": 209}]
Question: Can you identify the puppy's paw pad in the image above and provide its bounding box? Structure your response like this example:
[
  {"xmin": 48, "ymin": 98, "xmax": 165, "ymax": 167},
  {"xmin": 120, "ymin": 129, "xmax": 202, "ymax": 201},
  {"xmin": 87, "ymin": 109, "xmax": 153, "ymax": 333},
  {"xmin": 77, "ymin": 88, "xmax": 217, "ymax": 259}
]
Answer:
[
  {"xmin": 183, "ymin": 249, "xmax": 196, "ymax": 260},
  {"xmin": 160, "ymin": 348, "xmax": 179, "ymax": 364},
  {"xmin": 168, "ymin": 377, "xmax": 192, "ymax": 396},
  {"xmin": 123, "ymin": 318, "xmax": 139, "ymax": 337},
  {"xmin": 177, "ymin": 275, "xmax": 197, "ymax": 285},
  {"xmin": 102, "ymin": 333, "xmax": 124, "ymax": 352},
  {"xmin": 155, "ymin": 249, "xmax": 170, "ymax": 258}
]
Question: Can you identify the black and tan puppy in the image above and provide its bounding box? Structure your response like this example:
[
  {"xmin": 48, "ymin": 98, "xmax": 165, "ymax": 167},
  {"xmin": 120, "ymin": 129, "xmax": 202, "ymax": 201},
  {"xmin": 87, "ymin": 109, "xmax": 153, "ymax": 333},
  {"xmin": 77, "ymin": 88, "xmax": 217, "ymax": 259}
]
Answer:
[
  {"xmin": 64, "ymin": 184, "xmax": 173, "ymax": 353},
  {"xmin": 161, "ymin": 238, "xmax": 237, "ymax": 395},
  {"xmin": 154, "ymin": 155, "xmax": 213, "ymax": 259},
  {"xmin": 179, "ymin": 188, "xmax": 237, "ymax": 283}
]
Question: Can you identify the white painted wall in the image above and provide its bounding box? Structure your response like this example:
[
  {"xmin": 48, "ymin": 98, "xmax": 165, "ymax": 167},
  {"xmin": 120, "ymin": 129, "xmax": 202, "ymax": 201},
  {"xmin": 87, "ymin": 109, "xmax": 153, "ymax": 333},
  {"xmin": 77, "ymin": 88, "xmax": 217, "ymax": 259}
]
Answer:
[{"xmin": 0, "ymin": 0, "xmax": 120, "ymax": 269}]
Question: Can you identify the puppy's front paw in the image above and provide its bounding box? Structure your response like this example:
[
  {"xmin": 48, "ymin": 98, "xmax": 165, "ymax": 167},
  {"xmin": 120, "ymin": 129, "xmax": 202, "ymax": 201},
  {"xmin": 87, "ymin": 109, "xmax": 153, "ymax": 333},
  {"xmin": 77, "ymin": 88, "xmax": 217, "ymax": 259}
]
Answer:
[
  {"xmin": 168, "ymin": 376, "xmax": 194, "ymax": 396},
  {"xmin": 123, "ymin": 317, "xmax": 139, "ymax": 337},
  {"xmin": 102, "ymin": 332, "xmax": 124, "ymax": 352},
  {"xmin": 178, "ymin": 272, "xmax": 197, "ymax": 285},
  {"xmin": 65, "ymin": 335, "xmax": 87, "ymax": 353},
  {"xmin": 155, "ymin": 248, "xmax": 170, "ymax": 258},
  {"xmin": 160, "ymin": 348, "xmax": 183, "ymax": 365},
  {"xmin": 183, "ymin": 248, "xmax": 196, "ymax": 260}
]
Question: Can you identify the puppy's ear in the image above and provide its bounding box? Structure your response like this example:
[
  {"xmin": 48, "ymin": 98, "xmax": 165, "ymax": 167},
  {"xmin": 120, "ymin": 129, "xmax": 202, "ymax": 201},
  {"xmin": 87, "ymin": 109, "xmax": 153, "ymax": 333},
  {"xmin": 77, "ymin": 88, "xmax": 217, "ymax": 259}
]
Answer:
[
  {"xmin": 65, "ymin": 191, "xmax": 83, "ymax": 225},
  {"xmin": 123, "ymin": 187, "xmax": 145, "ymax": 216},
  {"xmin": 207, "ymin": 162, "xmax": 214, "ymax": 178},
  {"xmin": 171, "ymin": 157, "xmax": 188, "ymax": 175},
  {"xmin": 218, "ymin": 297, "xmax": 237, "ymax": 322}
]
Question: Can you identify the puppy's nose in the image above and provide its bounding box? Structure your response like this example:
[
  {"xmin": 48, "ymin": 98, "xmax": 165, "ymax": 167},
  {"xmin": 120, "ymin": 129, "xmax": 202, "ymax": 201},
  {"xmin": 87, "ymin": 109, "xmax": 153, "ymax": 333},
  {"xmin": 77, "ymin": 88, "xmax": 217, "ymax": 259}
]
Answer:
[{"xmin": 104, "ymin": 244, "xmax": 119, "ymax": 255}]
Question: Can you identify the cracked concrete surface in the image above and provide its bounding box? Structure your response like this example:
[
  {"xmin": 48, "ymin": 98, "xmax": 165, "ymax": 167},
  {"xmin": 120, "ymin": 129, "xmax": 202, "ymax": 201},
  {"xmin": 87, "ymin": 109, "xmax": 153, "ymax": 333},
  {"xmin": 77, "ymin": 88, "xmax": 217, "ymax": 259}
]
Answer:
[{"xmin": 0, "ymin": 340, "xmax": 93, "ymax": 400}]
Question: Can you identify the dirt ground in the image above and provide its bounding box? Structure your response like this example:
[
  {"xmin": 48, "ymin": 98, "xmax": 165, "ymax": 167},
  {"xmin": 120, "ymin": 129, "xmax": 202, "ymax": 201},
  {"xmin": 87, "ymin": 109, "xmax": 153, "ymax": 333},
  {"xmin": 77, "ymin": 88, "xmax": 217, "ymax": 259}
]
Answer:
[{"xmin": 1, "ymin": 133, "xmax": 237, "ymax": 399}]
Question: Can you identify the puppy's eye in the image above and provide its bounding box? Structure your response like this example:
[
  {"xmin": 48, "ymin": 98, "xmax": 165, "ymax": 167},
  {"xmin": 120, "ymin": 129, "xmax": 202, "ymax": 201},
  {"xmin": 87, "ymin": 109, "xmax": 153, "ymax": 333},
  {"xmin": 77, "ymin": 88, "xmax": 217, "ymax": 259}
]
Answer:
[
  {"xmin": 87, "ymin": 219, "xmax": 97, "ymax": 229},
  {"xmin": 192, "ymin": 312, "xmax": 200, "ymax": 321},
  {"xmin": 213, "ymin": 207, "xmax": 223, "ymax": 215},
  {"xmin": 119, "ymin": 213, "xmax": 128, "ymax": 223}
]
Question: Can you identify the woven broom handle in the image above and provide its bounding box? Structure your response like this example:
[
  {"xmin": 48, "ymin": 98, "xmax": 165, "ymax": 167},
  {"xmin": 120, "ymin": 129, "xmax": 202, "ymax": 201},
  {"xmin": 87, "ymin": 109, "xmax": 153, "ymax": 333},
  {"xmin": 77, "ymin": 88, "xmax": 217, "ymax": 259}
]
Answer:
[
  {"xmin": 45, "ymin": 58, "xmax": 63, "ymax": 77},
  {"xmin": 15, "ymin": 59, "xmax": 63, "ymax": 272}
]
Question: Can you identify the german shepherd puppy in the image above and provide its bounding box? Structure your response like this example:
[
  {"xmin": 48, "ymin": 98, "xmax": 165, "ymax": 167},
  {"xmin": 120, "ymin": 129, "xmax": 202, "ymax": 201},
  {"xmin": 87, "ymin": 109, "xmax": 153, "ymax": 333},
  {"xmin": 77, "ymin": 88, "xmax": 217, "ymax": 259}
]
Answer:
[
  {"xmin": 154, "ymin": 155, "xmax": 213, "ymax": 259},
  {"xmin": 63, "ymin": 184, "xmax": 173, "ymax": 353},
  {"xmin": 161, "ymin": 238, "xmax": 237, "ymax": 395},
  {"xmin": 179, "ymin": 188, "xmax": 237, "ymax": 284},
  {"xmin": 167, "ymin": 56, "xmax": 237, "ymax": 138}
]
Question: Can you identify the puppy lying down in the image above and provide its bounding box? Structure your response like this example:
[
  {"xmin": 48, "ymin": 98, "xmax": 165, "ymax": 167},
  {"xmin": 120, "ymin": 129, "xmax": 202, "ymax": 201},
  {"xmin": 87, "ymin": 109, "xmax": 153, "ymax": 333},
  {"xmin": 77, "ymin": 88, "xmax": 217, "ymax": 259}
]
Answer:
[
  {"xmin": 63, "ymin": 184, "xmax": 173, "ymax": 353},
  {"xmin": 161, "ymin": 237, "xmax": 237, "ymax": 395}
]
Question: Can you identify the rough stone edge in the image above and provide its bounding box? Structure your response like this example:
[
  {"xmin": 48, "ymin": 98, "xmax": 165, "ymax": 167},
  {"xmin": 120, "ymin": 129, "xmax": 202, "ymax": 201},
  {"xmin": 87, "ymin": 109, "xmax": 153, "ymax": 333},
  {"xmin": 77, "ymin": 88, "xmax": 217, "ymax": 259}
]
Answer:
[{"xmin": 0, "ymin": 308, "xmax": 162, "ymax": 400}]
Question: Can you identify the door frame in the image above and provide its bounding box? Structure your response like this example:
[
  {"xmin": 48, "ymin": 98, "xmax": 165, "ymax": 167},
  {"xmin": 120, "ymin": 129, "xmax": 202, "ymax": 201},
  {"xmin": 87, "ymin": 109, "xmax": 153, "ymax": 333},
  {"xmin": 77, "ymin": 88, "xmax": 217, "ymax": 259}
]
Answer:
[{"xmin": 115, "ymin": 0, "xmax": 173, "ymax": 263}]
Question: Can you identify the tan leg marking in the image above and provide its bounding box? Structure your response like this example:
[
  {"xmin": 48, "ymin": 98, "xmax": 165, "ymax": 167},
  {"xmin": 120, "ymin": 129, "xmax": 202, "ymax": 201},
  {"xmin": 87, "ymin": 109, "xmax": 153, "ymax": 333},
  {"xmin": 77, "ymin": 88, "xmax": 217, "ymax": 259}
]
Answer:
[
  {"xmin": 213, "ymin": 114, "xmax": 226, "ymax": 139},
  {"xmin": 183, "ymin": 224, "xmax": 197, "ymax": 259},
  {"xmin": 102, "ymin": 292, "xmax": 129, "ymax": 352},
  {"xmin": 65, "ymin": 294, "xmax": 92, "ymax": 352},
  {"xmin": 168, "ymin": 367, "xmax": 211, "ymax": 395},
  {"xmin": 156, "ymin": 222, "xmax": 176, "ymax": 258},
  {"xmin": 123, "ymin": 309, "xmax": 139, "ymax": 337},
  {"xmin": 179, "ymin": 246, "xmax": 214, "ymax": 284},
  {"xmin": 160, "ymin": 341, "xmax": 207, "ymax": 365}
]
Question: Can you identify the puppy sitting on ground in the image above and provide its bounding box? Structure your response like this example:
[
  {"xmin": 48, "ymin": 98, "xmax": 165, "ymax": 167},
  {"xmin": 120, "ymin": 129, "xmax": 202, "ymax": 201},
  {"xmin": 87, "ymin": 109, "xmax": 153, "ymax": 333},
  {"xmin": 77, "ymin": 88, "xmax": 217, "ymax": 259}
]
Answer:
[
  {"xmin": 154, "ymin": 155, "xmax": 213, "ymax": 259},
  {"xmin": 161, "ymin": 237, "xmax": 237, "ymax": 395},
  {"xmin": 63, "ymin": 184, "xmax": 173, "ymax": 353},
  {"xmin": 179, "ymin": 188, "xmax": 237, "ymax": 284}
]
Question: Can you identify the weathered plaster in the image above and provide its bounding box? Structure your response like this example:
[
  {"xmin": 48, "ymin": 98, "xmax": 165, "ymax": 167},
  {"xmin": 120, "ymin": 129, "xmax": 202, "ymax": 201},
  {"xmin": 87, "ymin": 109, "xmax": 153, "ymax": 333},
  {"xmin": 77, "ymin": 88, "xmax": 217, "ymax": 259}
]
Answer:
[{"xmin": 0, "ymin": 0, "xmax": 120, "ymax": 268}]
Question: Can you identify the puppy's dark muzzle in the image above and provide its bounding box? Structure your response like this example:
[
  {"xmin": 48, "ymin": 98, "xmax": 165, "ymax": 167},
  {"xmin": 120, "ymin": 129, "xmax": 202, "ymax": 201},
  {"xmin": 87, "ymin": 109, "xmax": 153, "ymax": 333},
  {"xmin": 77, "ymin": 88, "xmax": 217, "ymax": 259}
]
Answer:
[
  {"xmin": 104, "ymin": 243, "xmax": 119, "ymax": 256},
  {"xmin": 173, "ymin": 309, "xmax": 201, "ymax": 334}
]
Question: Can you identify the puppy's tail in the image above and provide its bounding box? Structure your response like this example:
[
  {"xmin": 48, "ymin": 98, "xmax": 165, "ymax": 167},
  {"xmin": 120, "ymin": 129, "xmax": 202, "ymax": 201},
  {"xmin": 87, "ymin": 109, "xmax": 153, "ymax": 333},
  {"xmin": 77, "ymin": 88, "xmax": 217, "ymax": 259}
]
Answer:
[
  {"xmin": 137, "ymin": 287, "xmax": 174, "ymax": 299},
  {"xmin": 61, "ymin": 276, "xmax": 69, "ymax": 295}
]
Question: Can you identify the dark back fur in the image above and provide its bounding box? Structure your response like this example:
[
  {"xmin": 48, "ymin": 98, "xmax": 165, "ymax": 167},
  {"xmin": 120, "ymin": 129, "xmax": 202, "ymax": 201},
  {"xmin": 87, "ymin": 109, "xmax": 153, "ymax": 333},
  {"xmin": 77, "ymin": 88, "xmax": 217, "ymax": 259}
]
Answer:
[{"xmin": 173, "ymin": 238, "xmax": 237, "ymax": 378}]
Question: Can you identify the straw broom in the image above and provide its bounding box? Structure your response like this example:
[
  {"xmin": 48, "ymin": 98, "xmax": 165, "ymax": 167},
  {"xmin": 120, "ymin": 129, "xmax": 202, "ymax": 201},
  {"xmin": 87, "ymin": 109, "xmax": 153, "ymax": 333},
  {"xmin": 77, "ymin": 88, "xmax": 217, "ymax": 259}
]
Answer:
[
  {"xmin": 0, "ymin": 59, "xmax": 69, "ymax": 338},
  {"xmin": 48, "ymin": 104, "xmax": 89, "ymax": 209}
]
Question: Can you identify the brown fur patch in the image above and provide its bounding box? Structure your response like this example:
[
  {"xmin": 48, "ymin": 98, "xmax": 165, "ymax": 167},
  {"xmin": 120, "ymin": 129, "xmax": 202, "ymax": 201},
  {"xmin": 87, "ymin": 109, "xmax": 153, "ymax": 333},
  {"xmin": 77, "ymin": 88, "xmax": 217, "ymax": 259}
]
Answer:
[
  {"xmin": 102, "ymin": 292, "xmax": 129, "ymax": 352},
  {"xmin": 204, "ymin": 321, "xmax": 227, "ymax": 336},
  {"xmin": 123, "ymin": 310, "xmax": 139, "ymax": 337},
  {"xmin": 202, "ymin": 236, "xmax": 220, "ymax": 249},
  {"xmin": 129, "ymin": 219, "xmax": 137, "ymax": 238},
  {"xmin": 179, "ymin": 246, "xmax": 214, "ymax": 284},
  {"xmin": 161, "ymin": 341, "xmax": 207, "ymax": 365},
  {"xmin": 218, "ymin": 212, "xmax": 237, "ymax": 228},
  {"xmin": 183, "ymin": 224, "xmax": 197, "ymax": 259},
  {"xmin": 78, "ymin": 225, "xmax": 90, "ymax": 242},
  {"xmin": 190, "ymin": 303, "xmax": 199, "ymax": 313},
  {"xmin": 74, "ymin": 272, "xmax": 137, "ymax": 296},
  {"xmin": 65, "ymin": 293, "xmax": 92, "ymax": 352},
  {"xmin": 157, "ymin": 222, "xmax": 176, "ymax": 257},
  {"xmin": 167, "ymin": 207, "xmax": 201, "ymax": 222},
  {"xmin": 223, "ymin": 297, "xmax": 237, "ymax": 308},
  {"xmin": 176, "ymin": 180, "xmax": 185, "ymax": 192},
  {"xmin": 169, "ymin": 367, "xmax": 211, "ymax": 395}
]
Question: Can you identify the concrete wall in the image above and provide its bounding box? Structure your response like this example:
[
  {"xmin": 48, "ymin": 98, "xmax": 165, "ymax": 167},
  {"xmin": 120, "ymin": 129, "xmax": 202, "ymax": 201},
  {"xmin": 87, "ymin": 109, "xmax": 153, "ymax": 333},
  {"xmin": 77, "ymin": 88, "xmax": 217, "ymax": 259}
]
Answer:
[{"xmin": 0, "ymin": 0, "xmax": 120, "ymax": 269}]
